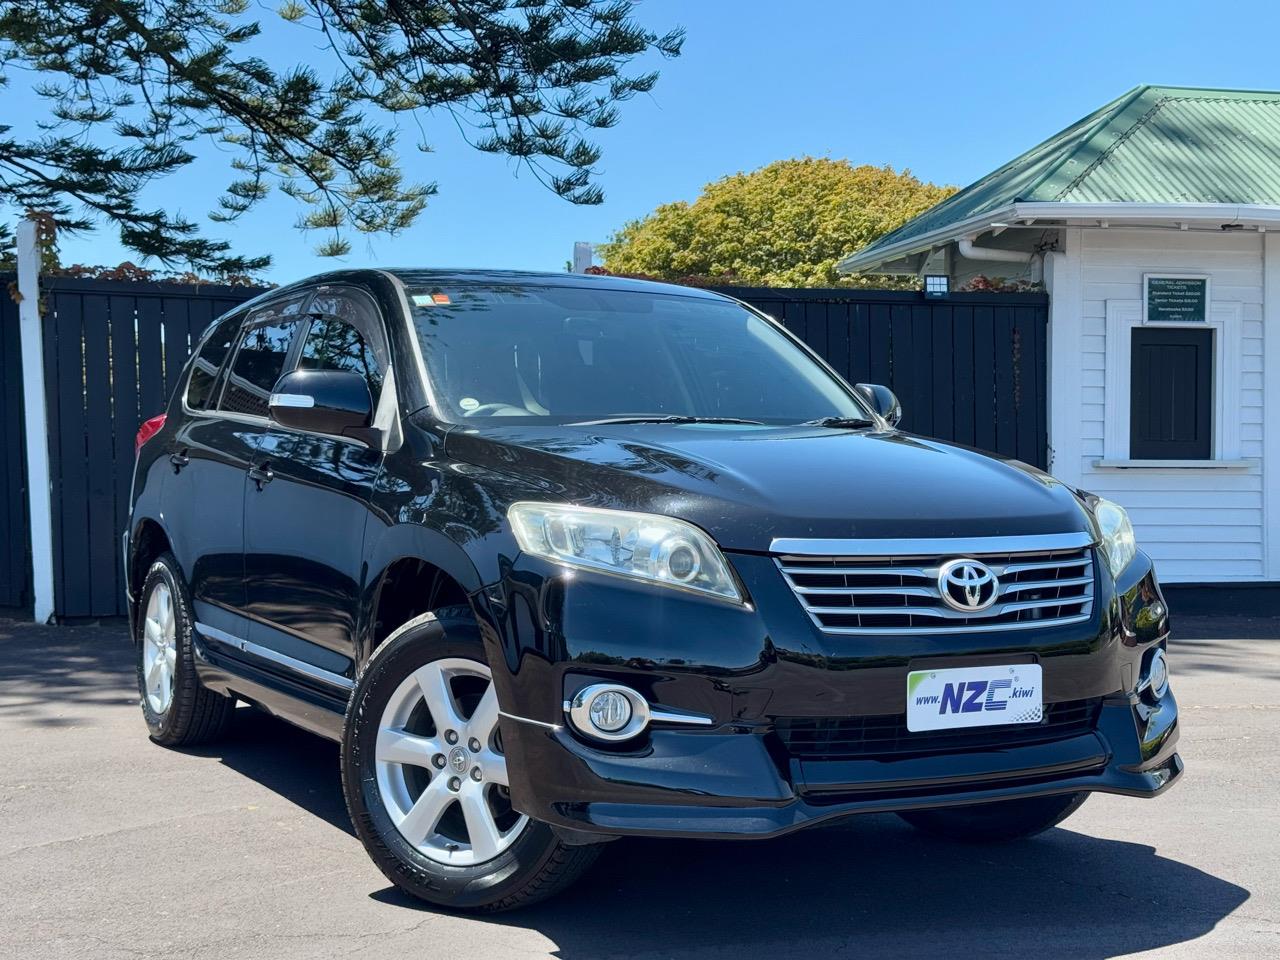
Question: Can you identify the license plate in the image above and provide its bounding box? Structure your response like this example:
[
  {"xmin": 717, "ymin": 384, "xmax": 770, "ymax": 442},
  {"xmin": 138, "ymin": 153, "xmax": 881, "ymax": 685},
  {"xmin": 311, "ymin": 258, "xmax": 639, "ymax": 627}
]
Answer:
[{"xmin": 906, "ymin": 664, "xmax": 1043, "ymax": 732}]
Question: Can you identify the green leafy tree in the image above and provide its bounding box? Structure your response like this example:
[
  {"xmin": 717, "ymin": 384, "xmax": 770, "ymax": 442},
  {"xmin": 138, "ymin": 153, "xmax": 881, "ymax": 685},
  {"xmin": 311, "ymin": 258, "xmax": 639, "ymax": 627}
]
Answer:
[
  {"xmin": 0, "ymin": 1, "xmax": 683, "ymax": 274},
  {"xmin": 598, "ymin": 157, "xmax": 955, "ymax": 288}
]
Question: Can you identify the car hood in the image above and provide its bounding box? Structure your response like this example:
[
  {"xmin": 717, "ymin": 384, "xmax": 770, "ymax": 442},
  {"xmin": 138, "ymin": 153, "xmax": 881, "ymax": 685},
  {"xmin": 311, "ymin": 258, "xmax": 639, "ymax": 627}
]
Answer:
[{"xmin": 443, "ymin": 422, "xmax": 1092, "ymax": 552}]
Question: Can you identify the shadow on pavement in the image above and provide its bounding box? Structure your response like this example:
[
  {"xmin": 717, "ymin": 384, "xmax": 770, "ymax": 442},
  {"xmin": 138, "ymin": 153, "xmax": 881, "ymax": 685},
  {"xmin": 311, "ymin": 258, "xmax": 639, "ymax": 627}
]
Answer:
[
  {"xmin": 0, "ymin": 616, "xmax": 134, "ymax": 725},
  {"xmin": 0, "ymin": 613, "xmax": 1257, "ymax": 957},
  {"xmin": 193, "ymin": 708, "xmax": 352, "ymax": 835},
  {"xmin": 374, "ymin": 823, "xmax": 1249, "ymax": 959}
]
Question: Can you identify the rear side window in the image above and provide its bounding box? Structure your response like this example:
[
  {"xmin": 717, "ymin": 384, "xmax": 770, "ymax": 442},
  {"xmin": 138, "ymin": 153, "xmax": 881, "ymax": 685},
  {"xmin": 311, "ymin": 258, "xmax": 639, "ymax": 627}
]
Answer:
[
  {"xmin": 186, "ymin": 316, "xmax": 239, "ymax": 410},
  {"xmin": 221, "ymin": 318, "xmax": 302, "ymax": 417},
  {"xmin": 299, "ymin": 314, "xmax": 385, "ymax": 398}
]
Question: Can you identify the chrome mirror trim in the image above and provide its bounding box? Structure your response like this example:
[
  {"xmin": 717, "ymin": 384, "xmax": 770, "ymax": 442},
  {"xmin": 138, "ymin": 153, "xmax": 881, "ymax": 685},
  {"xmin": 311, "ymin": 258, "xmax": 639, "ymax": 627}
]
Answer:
[{"xmin": 269, "ymin": 393, "xmax": 315, "ymax": 408}]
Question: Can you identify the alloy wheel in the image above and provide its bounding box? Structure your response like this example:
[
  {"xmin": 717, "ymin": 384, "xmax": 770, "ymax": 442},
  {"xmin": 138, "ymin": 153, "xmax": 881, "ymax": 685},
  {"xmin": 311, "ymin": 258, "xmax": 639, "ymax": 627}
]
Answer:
[
  {"xmin": 374, "ymin": 657, "xmax": 528, "ymax": 866},
  {"xmin": 141, "ymin": 580, "xmax": 177, "ymax": 714}
]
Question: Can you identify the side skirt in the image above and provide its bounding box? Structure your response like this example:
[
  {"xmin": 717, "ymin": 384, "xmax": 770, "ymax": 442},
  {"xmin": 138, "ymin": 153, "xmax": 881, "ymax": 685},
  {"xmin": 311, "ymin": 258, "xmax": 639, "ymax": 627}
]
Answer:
[{"xmin": 192, "ymin": 622, "xmax": 348, "ymax": 741}]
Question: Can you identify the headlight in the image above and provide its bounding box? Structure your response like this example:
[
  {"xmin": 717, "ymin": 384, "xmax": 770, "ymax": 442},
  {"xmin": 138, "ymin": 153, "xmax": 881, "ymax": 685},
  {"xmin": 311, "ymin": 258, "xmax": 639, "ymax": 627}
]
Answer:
[
  {"xmin": 508, "ymin": 502, "xmax": 742, "ymax": 602},
  {"xmin": 1092, "ymin": 497, "xmax": 1138, "ymax": 577}
]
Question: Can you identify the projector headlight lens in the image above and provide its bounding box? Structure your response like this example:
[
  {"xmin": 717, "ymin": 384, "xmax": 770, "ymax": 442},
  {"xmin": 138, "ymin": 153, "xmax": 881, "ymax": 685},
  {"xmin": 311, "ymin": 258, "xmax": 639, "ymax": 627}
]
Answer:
[
  {"xmin": 1092, "ymin": 497, "xmax": 1138, "ymax": 577},
  {"xmin": 508, "ymin": 502, "xmax": 742, "ymax": 602}
]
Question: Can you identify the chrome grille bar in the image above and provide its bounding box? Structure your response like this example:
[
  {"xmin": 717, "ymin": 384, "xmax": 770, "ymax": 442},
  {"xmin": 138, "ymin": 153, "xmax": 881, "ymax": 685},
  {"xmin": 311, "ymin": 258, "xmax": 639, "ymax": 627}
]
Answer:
[{"xmin": 775, "ymin": 535, "xmax": 1097, "ymax": 635}]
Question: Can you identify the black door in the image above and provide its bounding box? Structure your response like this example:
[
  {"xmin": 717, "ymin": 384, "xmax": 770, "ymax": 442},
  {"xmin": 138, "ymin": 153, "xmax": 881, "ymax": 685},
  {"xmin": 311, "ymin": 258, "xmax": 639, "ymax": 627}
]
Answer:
[
  {"xmin": 243, "ymin": 286, "xmax": 389, "ymax": 685},
  {"xmin": 173, "ymin": 296, "xmax": 308, "ymax": 646},
  {"xmin": 165, "ymin": 312, "xmax": 254, "ymax": 638}
]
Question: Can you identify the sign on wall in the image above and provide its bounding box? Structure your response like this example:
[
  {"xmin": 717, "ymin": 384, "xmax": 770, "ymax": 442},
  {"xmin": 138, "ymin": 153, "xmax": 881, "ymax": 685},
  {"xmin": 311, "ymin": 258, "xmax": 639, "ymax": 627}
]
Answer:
[{"xmin": 1144, "ymin": 274, "xmax": 1209, "ymax": 323}]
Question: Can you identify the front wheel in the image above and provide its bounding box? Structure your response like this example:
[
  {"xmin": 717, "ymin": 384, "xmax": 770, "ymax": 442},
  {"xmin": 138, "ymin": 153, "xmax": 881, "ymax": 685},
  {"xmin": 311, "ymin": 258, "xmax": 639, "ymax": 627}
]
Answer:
[
  {"xmin": 897, "ymin": 792, "xmax": 1089, "ymax": 842},
  {"xmin": 341, "ymin": 608, "xmax": 601, "ymax": 911}
]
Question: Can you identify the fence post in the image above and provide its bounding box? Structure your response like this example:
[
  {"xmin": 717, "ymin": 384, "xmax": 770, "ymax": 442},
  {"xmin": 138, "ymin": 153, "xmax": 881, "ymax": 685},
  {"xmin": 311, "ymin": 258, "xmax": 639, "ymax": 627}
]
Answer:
[{"xmin": 16, "ymin": 218, "xmax": 55, "ymax": 624}]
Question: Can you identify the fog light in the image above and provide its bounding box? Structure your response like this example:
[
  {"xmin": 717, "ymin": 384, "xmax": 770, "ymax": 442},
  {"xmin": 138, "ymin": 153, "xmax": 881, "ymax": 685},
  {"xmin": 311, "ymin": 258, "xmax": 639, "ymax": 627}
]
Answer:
[
  {"xmin": 1147, "ymin": 647, "xmax": 1170, "ymax": 699},
  {"xmin": 566, "ymin": 684, "xmax": 650, "ymax": 742},
  {"xmin": 588, "ymin": 690, "xmax": 632, "ymax": 732}
]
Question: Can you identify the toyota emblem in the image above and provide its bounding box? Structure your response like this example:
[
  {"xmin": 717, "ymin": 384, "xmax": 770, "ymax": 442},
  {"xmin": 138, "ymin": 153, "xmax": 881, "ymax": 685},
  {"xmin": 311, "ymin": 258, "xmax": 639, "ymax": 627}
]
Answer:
[{"xmin": 938, "ymin": 558, "xmax": 999, "ymax": 612}]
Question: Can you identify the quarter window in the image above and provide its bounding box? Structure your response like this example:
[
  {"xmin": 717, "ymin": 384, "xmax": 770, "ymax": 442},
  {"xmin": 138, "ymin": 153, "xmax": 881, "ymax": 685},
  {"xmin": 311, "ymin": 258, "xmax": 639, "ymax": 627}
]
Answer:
[{"xmin": 186, "ymin": 316, "xmax": 239, "ymax": 410}]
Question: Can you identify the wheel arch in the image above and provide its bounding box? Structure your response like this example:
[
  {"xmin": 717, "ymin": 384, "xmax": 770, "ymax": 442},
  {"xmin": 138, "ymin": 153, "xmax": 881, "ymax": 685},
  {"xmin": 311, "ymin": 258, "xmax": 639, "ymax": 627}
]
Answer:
[
  {"xmin": 360, "ymin": 523, "xmax": 493, "ymax": 667},
  {"xmin": 127, "ymin": 516, "xmax": 173, "ymax": 628}
]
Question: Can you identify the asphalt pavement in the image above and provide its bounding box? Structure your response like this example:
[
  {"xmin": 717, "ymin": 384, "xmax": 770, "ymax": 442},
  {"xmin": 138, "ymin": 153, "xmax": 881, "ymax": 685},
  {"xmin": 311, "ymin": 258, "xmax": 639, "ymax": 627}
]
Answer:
[{"xmin": 1, "ymin": 612, "xmax": 1276, "ymax": 959}]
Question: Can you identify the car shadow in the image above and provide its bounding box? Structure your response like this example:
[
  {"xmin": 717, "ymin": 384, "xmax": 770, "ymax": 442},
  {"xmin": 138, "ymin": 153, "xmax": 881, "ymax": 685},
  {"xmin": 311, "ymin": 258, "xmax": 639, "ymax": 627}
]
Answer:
[
  {"xmin": 189, "ymin": 707, "xmax": 354, "ymax": 835},
  {"xmin": 202, "ymin": 705, "xmax": 1249, "ymax": 959},
  {"xmin": 372, "ymin": 823, "xmax": 1250, "ymax": 959}
]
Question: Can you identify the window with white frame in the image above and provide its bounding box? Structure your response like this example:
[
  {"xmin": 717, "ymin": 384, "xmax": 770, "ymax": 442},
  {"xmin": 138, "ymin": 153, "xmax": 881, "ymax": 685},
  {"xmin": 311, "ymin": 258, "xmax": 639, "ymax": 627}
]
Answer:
[{"xmin": 1103, "ymin": 299, "xmax": 1242, "ymax": 463}]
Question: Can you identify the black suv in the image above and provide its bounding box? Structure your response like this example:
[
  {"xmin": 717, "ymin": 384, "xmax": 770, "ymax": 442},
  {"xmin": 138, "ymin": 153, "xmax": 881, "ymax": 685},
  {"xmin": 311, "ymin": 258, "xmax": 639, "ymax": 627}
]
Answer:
[{"xmin": 126, "ymin": 269, "xmax": 1181, "ymax": 911}]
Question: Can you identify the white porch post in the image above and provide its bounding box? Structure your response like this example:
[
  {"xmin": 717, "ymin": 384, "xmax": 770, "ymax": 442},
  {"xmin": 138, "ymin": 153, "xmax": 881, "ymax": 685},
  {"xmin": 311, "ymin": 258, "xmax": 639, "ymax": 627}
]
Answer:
[
  {"xmin": 16, "ymin": 218, "xmax": 55, "ymax": 623},
  {"xmin": 1263, "ymin": 232, "xmax": 1280, "ymax": 580},
  {"xmin": 1044, "ymin": 227, "xmax": 1085, "ymax": 487}
]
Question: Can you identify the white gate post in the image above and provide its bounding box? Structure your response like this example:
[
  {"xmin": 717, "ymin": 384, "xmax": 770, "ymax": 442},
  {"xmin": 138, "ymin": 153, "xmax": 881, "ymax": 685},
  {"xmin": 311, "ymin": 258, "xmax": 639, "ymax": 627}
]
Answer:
[{"xmin": 16, "ymin": 218, "xmax": 55, "ymax": 623}]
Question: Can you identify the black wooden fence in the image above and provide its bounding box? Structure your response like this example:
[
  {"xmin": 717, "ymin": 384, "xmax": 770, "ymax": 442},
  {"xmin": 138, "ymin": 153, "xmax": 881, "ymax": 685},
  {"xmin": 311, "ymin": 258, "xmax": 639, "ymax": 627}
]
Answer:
[
  {"xmin": 0, "ymin": 277, "xmax": 29, "ymax": 608},
  {"xmin": 40, "ymin": 278, "xmax": 265, "ymax": 617},
  {"xmin": 717, "ymin": 287, "xmax": 1049, "ymax": 469},
  {"xmin": 1, "ymin": 280, "xmax": 1047, "ymax": 619}
]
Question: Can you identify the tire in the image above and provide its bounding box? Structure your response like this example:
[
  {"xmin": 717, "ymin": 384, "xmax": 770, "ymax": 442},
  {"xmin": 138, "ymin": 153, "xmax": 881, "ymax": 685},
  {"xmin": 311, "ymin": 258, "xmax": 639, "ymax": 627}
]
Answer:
[
  {"xmin": 341, "ymin": 606, "xmax": 600, "ymax": 912},
  {"xmin": 897, "ymin": 791, "xmax": 1089, "ymax": 842},
  {"xmin": 136, "ymin": 552, "xmax": 235, "ymax": 746}
]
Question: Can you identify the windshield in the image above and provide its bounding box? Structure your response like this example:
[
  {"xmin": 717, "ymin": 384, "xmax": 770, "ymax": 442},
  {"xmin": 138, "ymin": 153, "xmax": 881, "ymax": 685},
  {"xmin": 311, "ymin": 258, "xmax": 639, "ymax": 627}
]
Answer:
[{"xmin": 406, "ymin": 283, "xmax": 872, "ymax": 425}]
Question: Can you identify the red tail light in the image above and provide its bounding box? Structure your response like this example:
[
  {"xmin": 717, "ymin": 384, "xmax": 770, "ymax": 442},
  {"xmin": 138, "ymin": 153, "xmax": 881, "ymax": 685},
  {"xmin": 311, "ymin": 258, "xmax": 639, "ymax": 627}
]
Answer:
[{"xmin": 135, "ymin": 413, "xmax": 167, "ymax": 455}]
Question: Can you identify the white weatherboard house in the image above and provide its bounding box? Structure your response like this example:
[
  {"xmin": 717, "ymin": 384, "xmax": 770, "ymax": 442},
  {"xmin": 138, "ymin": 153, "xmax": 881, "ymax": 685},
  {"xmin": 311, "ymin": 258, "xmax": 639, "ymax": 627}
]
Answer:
[{"xmin": 840, "ymin": 85, "xmax": 1280, "ymax": 586}]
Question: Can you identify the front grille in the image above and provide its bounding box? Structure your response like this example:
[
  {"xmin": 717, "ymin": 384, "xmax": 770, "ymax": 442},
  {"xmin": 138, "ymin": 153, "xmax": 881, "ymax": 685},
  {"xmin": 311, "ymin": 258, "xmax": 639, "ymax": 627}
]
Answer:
[
  {"xmin": 775, "ymin": 698, "xmax": 1102, "ymax": 760},
  {"xmin": 776, "ymin": 542, "xmax": 1095, "ymax": 635}
]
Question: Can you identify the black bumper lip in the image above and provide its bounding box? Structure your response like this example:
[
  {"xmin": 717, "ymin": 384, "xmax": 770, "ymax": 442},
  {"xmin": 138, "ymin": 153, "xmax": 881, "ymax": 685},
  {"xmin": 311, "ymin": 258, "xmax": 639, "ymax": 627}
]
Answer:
[
  {"xmin": 551, "ymin": 753, "xmax": 1184, "ymax": 842},
  {"xmin": 500, "ymin": 695, "xmax": 1182, "ymax": 841}
]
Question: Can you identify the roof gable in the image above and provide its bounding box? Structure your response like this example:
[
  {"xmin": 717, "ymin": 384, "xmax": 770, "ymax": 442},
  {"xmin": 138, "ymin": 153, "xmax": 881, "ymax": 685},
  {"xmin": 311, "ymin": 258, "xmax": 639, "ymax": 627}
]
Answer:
[{"xmin": 842, "ymin": 85, "xmax": 1280, "ymax": 270}]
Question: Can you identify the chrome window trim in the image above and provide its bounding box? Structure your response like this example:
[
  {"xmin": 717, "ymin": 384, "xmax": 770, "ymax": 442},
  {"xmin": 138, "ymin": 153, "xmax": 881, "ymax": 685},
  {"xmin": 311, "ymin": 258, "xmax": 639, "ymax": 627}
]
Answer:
[
  {"xmin": 195, "ymin": 621, "xmax": 354, "ymax": 692},
  {"xmin": 770, "ymin": 531, "xmax": 1096, "ymax": 557}
]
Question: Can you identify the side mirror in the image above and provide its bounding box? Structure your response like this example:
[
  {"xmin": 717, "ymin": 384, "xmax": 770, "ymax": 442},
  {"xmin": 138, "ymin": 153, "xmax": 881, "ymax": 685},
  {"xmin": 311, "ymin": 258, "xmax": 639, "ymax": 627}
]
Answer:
[
  {"xmin": 269, "ymin": 369, "xmax": 373, "ymax": 438},
  {"xmin": 854, "ymin": 382, "xmax": 902, "ymax": 427}
]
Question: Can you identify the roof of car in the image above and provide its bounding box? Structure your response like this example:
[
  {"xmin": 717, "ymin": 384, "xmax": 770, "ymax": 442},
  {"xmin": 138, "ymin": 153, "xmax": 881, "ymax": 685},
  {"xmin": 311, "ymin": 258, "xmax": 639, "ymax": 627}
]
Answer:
[
  {"xmin": 253, "ymin": 267, "xmax": 728, "ymax": 303},
  {"xmin": 389, "ymin": 267, "xmax": 726, "ymax": 298}
]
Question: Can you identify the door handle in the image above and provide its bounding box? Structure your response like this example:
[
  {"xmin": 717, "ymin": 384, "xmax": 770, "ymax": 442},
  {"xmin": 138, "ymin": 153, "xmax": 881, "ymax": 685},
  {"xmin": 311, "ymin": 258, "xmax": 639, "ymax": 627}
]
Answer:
[
  {"xmin": 169, "ymin": 449, "xmax": 190, "ymax": 473},
  {"xmin": 248, "ymin": 461, "xmax": 274, "ymax": 490}
]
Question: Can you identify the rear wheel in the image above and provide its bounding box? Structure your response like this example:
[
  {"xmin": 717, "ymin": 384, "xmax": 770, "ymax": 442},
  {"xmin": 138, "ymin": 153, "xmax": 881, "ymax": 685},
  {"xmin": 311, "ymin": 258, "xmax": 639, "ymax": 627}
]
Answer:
[
  {"xmin": 136, "ymin": 553, "xmax": 235, "ymax": 746},
  {"xmin": 342, "ymin": 607, "xmax": 601, "ymax": 911},
  {"xmin": 897, "ymin": 792, "xmax": 1089, "ymax": 842}
]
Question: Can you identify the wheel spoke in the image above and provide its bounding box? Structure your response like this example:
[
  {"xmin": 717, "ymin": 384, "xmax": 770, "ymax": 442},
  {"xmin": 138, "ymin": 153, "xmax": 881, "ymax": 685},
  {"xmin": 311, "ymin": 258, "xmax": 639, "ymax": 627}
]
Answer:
[
  {"xmin": 156, "ymin": 587, "xmax": 172, "ymax": 632},
  {"xmin": 414, "ymin": 663, "xmax": 464, "ymax": 732},
  {"xmin": 376, "ymin": 728, "xmax": 440, "ymax": 768},
  {"xmin": 460, "ymin": 785, "xmax": 503, "ymax": 861},
  {"xmin": 467, "ymin": 684, "xmax": 500, "ymax": 742},
  {"xmin": 478, "ymin": 749, "xmax": 508, "ymax": 786},
  {"xmin": 145, "ymin": 653, "xmax": 163, "ymax": 689},
  {"xmin": 164, "ymin": 645, "xmax": 177, "ymax": 669},
  {"xmin": 395, "ymin": 775, "xmax": 454, "ymax": 845}
]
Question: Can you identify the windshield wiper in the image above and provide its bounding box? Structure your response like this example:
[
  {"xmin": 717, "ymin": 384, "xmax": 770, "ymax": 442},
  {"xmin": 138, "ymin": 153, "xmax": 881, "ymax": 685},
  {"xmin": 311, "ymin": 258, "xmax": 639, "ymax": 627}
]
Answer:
[
  {"xmin": 571, "ymin": 415, "xmax": 765, "ymax": 426},
  {"xmin": 799, "ymin": 416, "xmax": 878, "ymax": 429}
]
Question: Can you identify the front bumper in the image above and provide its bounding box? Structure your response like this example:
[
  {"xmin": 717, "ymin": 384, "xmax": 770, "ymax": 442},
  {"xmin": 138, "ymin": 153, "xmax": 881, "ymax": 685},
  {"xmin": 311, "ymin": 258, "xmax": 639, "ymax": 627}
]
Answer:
[{"xmin": 481, "ymin": 549, "xmax": 1181, "ymax": 840}]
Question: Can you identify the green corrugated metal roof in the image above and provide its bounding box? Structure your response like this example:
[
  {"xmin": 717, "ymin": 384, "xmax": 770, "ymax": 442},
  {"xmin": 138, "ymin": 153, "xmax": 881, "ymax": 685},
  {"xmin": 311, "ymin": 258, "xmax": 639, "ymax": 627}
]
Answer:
[{"xmin": 841, "ymin": 85, "xmax": 1280, "ymax": 271}]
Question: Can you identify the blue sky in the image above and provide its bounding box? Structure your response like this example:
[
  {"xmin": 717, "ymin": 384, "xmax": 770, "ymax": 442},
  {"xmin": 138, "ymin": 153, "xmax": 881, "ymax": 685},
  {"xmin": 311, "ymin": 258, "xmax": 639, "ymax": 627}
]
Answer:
[{"xmin": 18, "ymin": 0, "xmax": 1280, "ymax": 280}]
